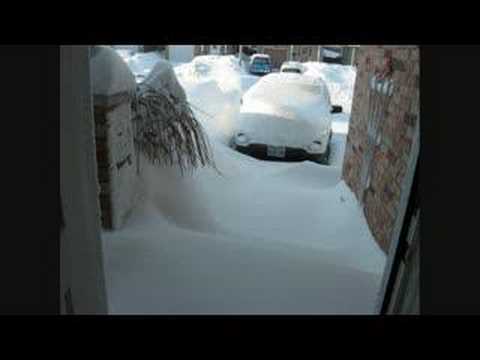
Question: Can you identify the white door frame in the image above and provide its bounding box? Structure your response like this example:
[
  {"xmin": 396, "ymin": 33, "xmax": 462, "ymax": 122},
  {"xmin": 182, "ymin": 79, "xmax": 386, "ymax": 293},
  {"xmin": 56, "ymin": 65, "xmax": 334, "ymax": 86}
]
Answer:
[
  {"xmin": 374, "ymin": 116, "xmax": 420, "ymax": 314},
  {"xmin": 60, "ymin": 46, "xmax": 108, "ymax": 314}
]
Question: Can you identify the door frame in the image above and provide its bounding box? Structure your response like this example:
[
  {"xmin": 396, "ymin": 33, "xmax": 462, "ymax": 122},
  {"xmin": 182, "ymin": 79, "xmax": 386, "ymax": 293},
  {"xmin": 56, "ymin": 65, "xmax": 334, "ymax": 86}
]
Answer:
[
  {"xmin": 374, "ymin": 116, "xmax": 420, "ymax": 314},
  {"xmin": 60, "ymin": 45, "xmax": 108, "ymax": 314}
]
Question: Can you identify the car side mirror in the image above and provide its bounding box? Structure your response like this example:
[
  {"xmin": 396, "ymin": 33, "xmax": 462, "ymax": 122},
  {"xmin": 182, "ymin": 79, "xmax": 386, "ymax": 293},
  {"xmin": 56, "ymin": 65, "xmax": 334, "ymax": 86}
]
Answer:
[{"xmin": 331, "ymin": 105, "xmax": 343, "ymax": 114}]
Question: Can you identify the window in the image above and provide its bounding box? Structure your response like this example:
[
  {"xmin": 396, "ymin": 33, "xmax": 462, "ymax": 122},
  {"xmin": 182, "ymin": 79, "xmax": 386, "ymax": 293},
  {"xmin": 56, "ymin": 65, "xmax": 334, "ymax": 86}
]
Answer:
[
  {"xmin": 282, "ymin": 68, "xmax": 301, "ymax": 74},
  {"xmin": 253, "ymin": 58, "xmax": 270, "ymax": 65}
]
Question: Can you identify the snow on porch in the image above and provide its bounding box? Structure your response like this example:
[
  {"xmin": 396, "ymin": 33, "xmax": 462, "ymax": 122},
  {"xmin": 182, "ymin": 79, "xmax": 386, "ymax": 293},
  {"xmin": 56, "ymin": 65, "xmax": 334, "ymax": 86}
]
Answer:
[{"xmin": 103, "ymin": 51, "xmax": 386, "ymax": 314}]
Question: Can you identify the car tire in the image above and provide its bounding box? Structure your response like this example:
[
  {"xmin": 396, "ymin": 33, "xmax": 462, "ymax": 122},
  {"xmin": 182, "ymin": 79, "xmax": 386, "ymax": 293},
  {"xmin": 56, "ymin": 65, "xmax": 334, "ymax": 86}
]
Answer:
[
  {"xmin": 323, "ymin": 143, "xmax": 331, "ymax": 165},
  {"xmin": 311, "ymin": 142, "xmax": 330, "ymax": 165}
]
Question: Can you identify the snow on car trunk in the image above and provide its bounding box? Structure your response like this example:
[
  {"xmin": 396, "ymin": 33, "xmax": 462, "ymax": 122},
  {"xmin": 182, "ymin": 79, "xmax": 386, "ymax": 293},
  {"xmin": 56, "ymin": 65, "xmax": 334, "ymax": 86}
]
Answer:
[{"xmin": 237, "ymin": 112, "xmax": 323, "ymax": 148}]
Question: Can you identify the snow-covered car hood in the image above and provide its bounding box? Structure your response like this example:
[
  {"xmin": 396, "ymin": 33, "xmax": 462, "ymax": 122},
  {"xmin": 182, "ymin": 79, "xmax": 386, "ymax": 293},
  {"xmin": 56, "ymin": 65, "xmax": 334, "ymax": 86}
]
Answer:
[{"xmin": 236, "ymin": 73, "xmax": 332, "ymax": 148}]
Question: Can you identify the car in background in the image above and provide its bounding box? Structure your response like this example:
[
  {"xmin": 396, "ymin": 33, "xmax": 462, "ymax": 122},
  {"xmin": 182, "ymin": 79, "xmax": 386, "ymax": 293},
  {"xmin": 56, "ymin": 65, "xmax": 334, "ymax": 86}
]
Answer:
[
  {"xmin": 249, "ymin": 54, "xmax": 272, "ymax": 76},
  {"xmin": 321, "ymin": 47, "xmax": 343, "ymax": 64},
  {"xmin": 280, "ymin": 61, "xmax": 305, "ymax": 74},
  {"xmin": 231, "ymin": 73, "xmax": 342, "ymax": 164}
]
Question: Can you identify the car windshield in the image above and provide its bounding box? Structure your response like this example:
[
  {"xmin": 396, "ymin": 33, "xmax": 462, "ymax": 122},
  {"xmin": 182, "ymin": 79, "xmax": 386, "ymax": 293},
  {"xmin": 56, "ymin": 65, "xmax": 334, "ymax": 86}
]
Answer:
[
  {"xmin": 253, "ymin": 58, "xmax": 270, "ymax": 66},
  {"xmin": 282, "ymin": 68, "xmax": 301, "ymax": 73}
]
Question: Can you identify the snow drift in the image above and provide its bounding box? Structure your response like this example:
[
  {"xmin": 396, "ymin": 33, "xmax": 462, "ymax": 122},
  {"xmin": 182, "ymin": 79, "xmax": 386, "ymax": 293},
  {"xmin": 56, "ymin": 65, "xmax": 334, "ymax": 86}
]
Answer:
[{"xmin": 175, "ymin": 55, "xmax": 244, "ymax": 145}]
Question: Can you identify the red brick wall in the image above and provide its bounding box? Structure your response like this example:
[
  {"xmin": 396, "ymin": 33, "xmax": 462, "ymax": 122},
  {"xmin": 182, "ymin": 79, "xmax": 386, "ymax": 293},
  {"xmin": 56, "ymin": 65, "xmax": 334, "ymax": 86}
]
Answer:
[{"xmin": 342, "ymin": 46, "xmax": 419, "ymax": 253}]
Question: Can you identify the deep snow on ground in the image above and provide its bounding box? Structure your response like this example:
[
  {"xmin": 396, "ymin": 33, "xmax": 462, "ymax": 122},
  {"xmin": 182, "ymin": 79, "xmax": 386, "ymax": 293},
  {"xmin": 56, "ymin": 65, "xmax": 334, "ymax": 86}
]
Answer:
[{"xmin": 104, "ymin": 53, "xmax": 386, "ymax": 314}]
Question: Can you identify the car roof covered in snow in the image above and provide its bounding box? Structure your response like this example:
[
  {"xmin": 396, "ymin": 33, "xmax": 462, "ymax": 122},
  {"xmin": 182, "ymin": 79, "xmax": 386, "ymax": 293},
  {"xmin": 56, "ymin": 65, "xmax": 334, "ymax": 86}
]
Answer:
[
  {"xmin": 241, "ymin": 72, "xmax": 332, "ymax": 125},
  {"xmin": 280, "ymin": 61, "xmax": 304, "ymax": 69},
  {"xmin": 253, "ymin": 72, "xmax": 329, "ymax": 94}
]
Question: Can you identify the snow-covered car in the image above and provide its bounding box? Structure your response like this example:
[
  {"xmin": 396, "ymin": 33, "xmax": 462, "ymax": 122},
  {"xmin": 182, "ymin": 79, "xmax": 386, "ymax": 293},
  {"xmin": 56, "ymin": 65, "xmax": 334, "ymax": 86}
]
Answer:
[
  {"xmin": 249, "ymin": 54, "xmax": 272, "ymax": 76},
  {"xmin": 231, "ymin": 73, "xmax": 342, "ymax": 164},
  {"xmin": 321, "ymin": 47, "xmax": 343, "ymax": 64},
  {"xmin": 280, "ymin": 61, "xmax": 305, "ymax": 74}
]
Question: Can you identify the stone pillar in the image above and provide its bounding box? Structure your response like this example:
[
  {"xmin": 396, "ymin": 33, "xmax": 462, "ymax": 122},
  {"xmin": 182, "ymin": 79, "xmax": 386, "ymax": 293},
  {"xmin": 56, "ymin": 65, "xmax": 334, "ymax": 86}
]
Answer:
[{"xmin": 90, "ymin": 46, "xmax": 138, "ymax": 230}]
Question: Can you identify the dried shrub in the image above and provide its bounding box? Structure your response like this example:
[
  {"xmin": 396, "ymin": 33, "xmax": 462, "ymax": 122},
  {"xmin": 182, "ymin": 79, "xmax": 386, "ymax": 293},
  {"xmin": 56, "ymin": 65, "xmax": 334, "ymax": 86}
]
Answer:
[{"xmin": 131, "ymin": 84, "xmax": 217, "ymax": 175}]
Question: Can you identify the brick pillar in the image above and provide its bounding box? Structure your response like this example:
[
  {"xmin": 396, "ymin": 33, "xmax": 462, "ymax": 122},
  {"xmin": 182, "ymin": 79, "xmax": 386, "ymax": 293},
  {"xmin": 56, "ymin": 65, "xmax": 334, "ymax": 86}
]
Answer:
[{"xmin": 90, "ymin": 46, "xmax": 138, "ymax": 230}]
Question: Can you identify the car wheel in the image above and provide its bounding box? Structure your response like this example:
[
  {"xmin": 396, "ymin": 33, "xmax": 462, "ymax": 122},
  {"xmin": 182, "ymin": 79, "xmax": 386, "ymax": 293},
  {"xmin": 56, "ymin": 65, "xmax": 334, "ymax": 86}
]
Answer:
[
  {"xmin": 311, "ymin": 143, "xmax": 330, "ymax": 165},
  {"xmin": 323, "ymin": 143, "xmax": 331, "ymax": 165}
]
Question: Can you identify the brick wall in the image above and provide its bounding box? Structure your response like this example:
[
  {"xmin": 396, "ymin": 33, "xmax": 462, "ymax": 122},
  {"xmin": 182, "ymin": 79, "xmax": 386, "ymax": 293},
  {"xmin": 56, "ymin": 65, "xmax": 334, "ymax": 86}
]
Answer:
[
  {"xmin": 194, "ymin": 45, "xmax": 238, "ymax": 56},
  {"xmin": 261, "ymin": 46, "xmax": 289, "ymax": 69},
  {"xmin": 342, "ymin": 46, "xmax": 419, "ymax": 253},
  {"xmin": 291, "ymin": 45, "xmax": 320, "ymax": 62},
  {"xmin": 252, "ymin": 45, "xmax": 319, "ymax": 65}
]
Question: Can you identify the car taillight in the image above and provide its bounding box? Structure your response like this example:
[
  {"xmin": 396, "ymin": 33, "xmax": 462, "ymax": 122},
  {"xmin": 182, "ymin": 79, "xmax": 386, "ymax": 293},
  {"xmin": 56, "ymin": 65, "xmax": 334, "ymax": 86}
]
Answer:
[
  {"xmin": 235, "ymin": 133, "xmax": 249, "ymax": 146},
  {"xmin": 308, "ymin": 142, "xmax": 323, "ymax": 153}
]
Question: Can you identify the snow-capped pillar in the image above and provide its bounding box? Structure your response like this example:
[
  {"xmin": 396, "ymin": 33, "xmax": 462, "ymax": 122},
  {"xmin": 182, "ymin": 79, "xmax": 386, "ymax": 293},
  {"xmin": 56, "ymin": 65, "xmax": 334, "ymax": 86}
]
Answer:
[{"xmin": 90, "ymin": 46, "xmax": 138, "ymax": 230}]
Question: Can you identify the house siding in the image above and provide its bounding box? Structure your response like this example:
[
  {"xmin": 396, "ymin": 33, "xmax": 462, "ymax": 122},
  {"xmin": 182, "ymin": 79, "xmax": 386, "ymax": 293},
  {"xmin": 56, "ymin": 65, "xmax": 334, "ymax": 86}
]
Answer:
[{"xmin": 194, "ymin": 45, "xmax": 238, "ymax": 56}]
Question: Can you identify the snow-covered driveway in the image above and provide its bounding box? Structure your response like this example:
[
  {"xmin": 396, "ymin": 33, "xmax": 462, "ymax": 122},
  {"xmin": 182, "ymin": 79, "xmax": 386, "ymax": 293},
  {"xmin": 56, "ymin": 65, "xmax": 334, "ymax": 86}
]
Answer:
[{"xmin": 103, "ymin": 53, "xmax": 386, "ymax": 314}]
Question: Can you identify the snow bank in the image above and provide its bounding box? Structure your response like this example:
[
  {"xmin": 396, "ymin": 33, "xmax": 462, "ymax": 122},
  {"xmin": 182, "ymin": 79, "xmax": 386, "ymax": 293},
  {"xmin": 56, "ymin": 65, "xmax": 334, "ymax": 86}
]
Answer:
[
  {"xmin": 175, "ymin": 55, "xmax": 242, "ymax": 86},
  {"xmin": 175, "ymin": 55, "xmax": 243, "ymax": 144},
  {"xmin": 303, "ymin": 62, "xmax": 357, "ymax": 113},
  {"xmin": 119, "ymin": 51, "xmax": 164, "ymax": 83},
  {"xmin": 142, "ymin": 59, "xmax": 187, "ymax": 101}
]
